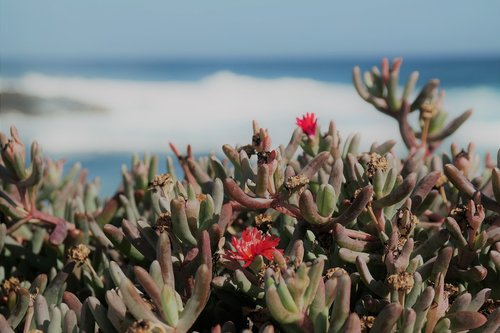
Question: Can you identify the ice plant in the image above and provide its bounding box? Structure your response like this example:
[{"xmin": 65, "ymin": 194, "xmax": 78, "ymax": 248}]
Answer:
[
  {"xmin": 1, "ymin": 58, "xmax": 498, "ymax": 332},
  {"xmin": 225, "ymin": 227, "xmax": 283, "ymax": 267},
  {"xmin": 296, "ymin": 112, "xmax": 318, "ymax": 137}
]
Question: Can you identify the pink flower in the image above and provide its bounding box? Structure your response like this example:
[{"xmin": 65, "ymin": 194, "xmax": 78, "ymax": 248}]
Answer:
[
  {"xmin": 296, "ymin": 113, "xmax": 318, "ymax": 137},
  {"xmin": 225, "ymin": 227, "xmax": 282, "ymax": 268}
]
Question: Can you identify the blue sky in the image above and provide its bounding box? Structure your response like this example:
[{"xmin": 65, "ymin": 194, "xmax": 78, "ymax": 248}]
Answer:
[{"xmin": 1, "ymin": 1, "xmax": 500, "ymax": 59}]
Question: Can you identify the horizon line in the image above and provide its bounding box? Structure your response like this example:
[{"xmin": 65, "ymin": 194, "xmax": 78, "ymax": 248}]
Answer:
[{"xmin": 1, "ymin": 52, "xmax": 499, "ymax": 64}]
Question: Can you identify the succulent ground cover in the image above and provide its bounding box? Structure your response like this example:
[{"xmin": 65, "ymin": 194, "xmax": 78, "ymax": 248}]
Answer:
[{"xmin": 0, "ymin": 58, "xmax": 499, "ymax": 332}]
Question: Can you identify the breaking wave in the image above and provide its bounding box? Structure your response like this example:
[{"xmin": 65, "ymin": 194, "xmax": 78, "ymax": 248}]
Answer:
[{"xmin": 1, "ymin": 72, "xmax": 499, "ymax": 155}]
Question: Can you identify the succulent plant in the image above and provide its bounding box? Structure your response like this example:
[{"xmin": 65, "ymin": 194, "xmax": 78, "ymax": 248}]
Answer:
[{"xmin": 1, "ymin": 58, "xmax": 499, "ymax": 332}]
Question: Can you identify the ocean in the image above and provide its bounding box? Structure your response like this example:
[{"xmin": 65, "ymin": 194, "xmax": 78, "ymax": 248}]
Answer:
[{"xmin": 1, "ymin": 56, "xmax": 499, "ymax": 196}]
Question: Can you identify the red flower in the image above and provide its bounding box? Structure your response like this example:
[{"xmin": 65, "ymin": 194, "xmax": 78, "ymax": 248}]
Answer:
[
  {"xmin": 225, "ymin": 227, "xmax": 282, "ymax": 268},
  {"xmin": 296, "ymin": 112, "xmax": 318, "ymax": 137}
]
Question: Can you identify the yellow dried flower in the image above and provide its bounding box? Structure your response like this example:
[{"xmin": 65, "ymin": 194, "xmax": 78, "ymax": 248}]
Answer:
[
  {"xmin": 361, "ymin": 315, "xmax": 375, "ymax": 332},
  {"xmin": 254, "ymin": 214, "xmax": 273, "ymax": 228},
  {"xmin": 481, "ymin": 299, "xmax": 500, "ymax": 316},
  {"xmin": 148, "ymin": 174, "xmax": 173, "ymax": 191},
  {"xmin": 386, "ymin": 272, "xmax": 414, "ymax": 293},
  {"xmin": 444, "ymin": 283, "xmax": 460, "ymax": 301},
  {"xmin": 365, "ymin": 153, "xmax": 388, "ymax": 178},
  {"xmin": 284, "ymin": 174, "xmax": 309, "ymax": 190},
  {"xmin": 2, "ymin": 276, "xmax": 20, "ymax": 294},
  {"xmin": 196, "ymin": 193, "xmax": 207, "ymax": 202},
  {"xmin": 68, "ymin": 244, "xmax": 91, "ymax": 265},
  {"xmin": 324, "ymin": 267, "xmax": 348, "ymax": 280}
]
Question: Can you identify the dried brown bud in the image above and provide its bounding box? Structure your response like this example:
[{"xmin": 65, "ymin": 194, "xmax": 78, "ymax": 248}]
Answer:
[
  {"xmin": 480, "ymin": 299, "xmax": 500, "ymax": 316},
  {"xmin": 148, "ymin": 173, "xmax": 173, "ymax": 191},
  {"xmin": 386, "ymin": 272, "xmax": 414, "ymax": 293},
  {"xmin": 285, "ymin": 174, "xmax": 309, "ymax": 191},
  {"xmin": 126, "ymin": 320, "xmax": 165, "ymax": 333},
  {"xmin": 352, "ymin": 187, "xmax": 373, "ymax": 203},
  {"xmin": 385, "ymin": 236, "xmax": 407, "ymax": 260},
  {"xmin": 29, "ymin": 289, "xmax": 39, "ymax": 302},
  {"xmin": 444, "ymin": 283, "xmax": 460, "ymax": 304},
  {"xmin": 324, "ymin": 267, "xmax": 348, "ymax": 280},
  {"xmin": 451, "ymin": 201, "xmax": 484, "ymax": 234},
  {"xmin": 142, "ymin": 296, "xmax": 157, "ymax": 313},
  {"xmin": 252, "ymin": 133, "xmax": 261, "ymax": 147},
  {"xmin": 365, "ymin": 153, "xmax": 388, "ymax": 178},
  {"xmin": 395, "ymin": 207, "xmax": 418, "ymax": 237},
  {"xmin": 254, "ymin": 213, "xmax": 273, "ymax": 229},
  {"xmin": 450, "ymin": 204, "xmax": 467, "ymax": 222},
  {"xmin": 257, "ymin": 150, "xmax": 276, "ymax": 165},
  {"xmin": 196, "ymin": 193, "xmax": 207, "ymax": 202},
  {"xmin": 257, "ymin": 261, "xmax": 282, "ymax": 286},
  {"xmin": 2, "ymin": 276, "xmax": 20, "ymax": 294},
  {"xmin": 239, "ymin": 144, "xmax": 256, "ymax": 157},
  {"xmin": 68, "ymin": 244, "xmax": 91, "ymax": 265},
  {"xmin": 154, "ymin": 212, "xmax": 172, "ymax": 234},
  {"xmin": 361, "ymin": 316, "xmax": 375, "ymax": 333}
]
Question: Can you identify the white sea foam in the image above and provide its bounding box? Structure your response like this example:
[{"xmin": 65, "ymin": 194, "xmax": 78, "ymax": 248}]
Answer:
[{"xmin": 0, "ymin": 72, "xmax": 499, "ymax": 155}]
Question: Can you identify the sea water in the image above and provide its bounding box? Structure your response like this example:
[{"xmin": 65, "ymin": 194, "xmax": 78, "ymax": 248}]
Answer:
[{"xmin": 1, "ymin": 57, "xmax": 499, "ymax": 196}]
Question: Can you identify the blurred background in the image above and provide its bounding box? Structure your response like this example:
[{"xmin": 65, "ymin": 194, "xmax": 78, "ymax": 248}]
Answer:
[{"xmin": 1, "ymin": 1, "xmax": 499, "ymax": 195}]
